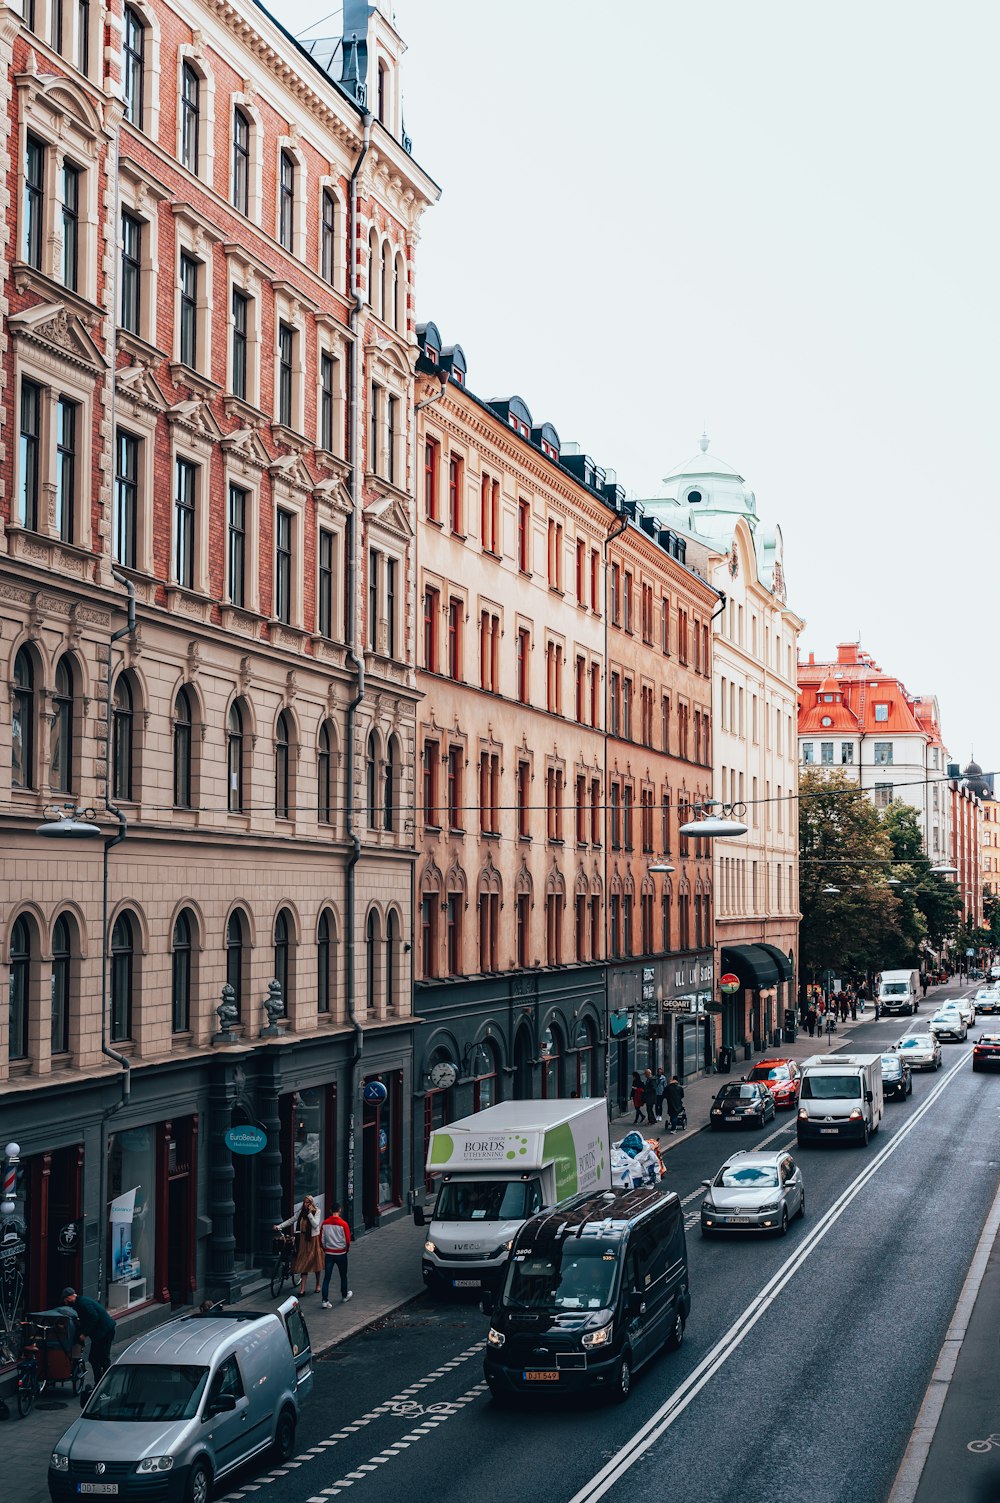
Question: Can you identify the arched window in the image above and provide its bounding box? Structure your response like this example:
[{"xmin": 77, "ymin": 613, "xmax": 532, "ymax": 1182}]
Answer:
[
  {"xmin": 366, "ymin": 730, "xmax": 378, "ymax": 828},
  {"xmin": 385, "ymin": 909, "xmax": 399, "ymax": 1013},
  {"xmin": 279, "ymin": 149, "xmax": 295, "ymax": 250},
  {"xmin": 12, "ymin": 648, "xmax": 35, "ymax": 790},
  {"xmin": 122, "ymin": 6, "xmax": 145, "ymax": 127},
  {"xmin": 478, "ymin": 867, "xmax": 502, "ymax": 973},
  {"xmin": 366, "ymin": 910, "xmax": 378, "ymax": 1010},
  {"xmin": 112, "ymin": 674, "xmax": 135, "ymax": 802},
  {"xmin": 9, "ymin": 915, "xmax": 31, "ymax": 1062},
  {"xmin": 575, "ymin": 1017, "xmax": 596, "ymax": 1098},
  {"xmin": 380, "ymin": 243, "xmax": 392, "ymax": 323},
  {"xmin": 50, "ymin": 656, "xmax": 74, "ymax": 793},
  {"xmin": 110, "ymin": 913, "xmax": 135, "ymax": 1042},
  {"xmin": 419, "ymin": 865, "xmax": 441, "ymax": 980},
  {"xmin": 275, "ymin": 711, "xmax": 291, "ymax": 819},
  {"xmin": 226, "ymin": 911, "xmax": 246, "ymax": 1020},
  {"xmin": 368, "ymin": 227, "xmax": 380, "ymax": 317},
  {"xmin": 377, "ymin": 59, "xmax": 388, "ymax": 124},
  {"xmin": 383, "ymin": 735, "xmax": 397, "ymax": 832},
  {"xmin": 51, "ymin": 913, "xmax": 72, "ymax": 1055},
  {"xmin": 471, "ymin": 1039, "xmax": 500, "ymax": 1112},
  {"xmin": 393, "ymin": 251, "xmax": 405, "ymax": 333},
  {"xmin": 173, "ymin": 687, "xmax": 193, "ymax": 808},
  {"xmin": 318, "ymin": 721, "xmax": 333, "ymax": 825},
  {"xmin": 274, "ymin": 908, "xmax": 291, "ymax": 1015},
  {"xmin": 232, "ymin": 106, "xmax": 250, "ymax": 214},
  {"xmin": 540, "ymin": 1020, "xmax": 563, "ymax": 1099},
  {"xmin": 227, "ymin": 701, "xmax": 245, "ymax": 813},
  {"xmin": 171, "ymin": 909, "xmax": 193, "ymax": 1033},
  {"xmin": 317, "ymin": 909, "xmax": 335, "ymax": 1015}
]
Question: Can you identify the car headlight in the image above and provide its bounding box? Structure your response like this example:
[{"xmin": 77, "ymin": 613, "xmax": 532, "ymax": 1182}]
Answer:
[
  {"xmin": 849, "ymin": 1108, "xmax": 863, "ymax": 1120},
  {"xmin": 581, "ymin": 1322, "xmax": 613, "ymax": 1348},
  {"xmin": 711, "ymin": 1108, "xmax": 722, "ymax": 1115},
  {"xmin": 797, "ymin": 1108, "xmax": 807, "ymax": 1120},
  {"xmin": 424, "ymin": 1240, "xmax": 436, "ymax": 1254},
  {"xmin": 487, "ymin": 1326, "xmax": 505, "ymax": 1348},
  {"xmin": 701, "ymin": 1200, "xmax": 713, "ymax": 1212},
  {"xmin": 137, "ymin": 1457, "xmax": 174, "ymax": 1473},
  {"xmin": 759, "ymin": 1203, "xmax": 781, "ymax": 1214},
  {"xmin": 50, "ymin": 1454, "xmax": 69, "ymax": 1473}
]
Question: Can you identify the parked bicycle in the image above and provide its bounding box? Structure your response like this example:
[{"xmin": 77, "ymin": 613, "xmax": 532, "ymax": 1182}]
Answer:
[
  {"xmin": 16, "ymin": 1313, "xmax": 87, "ymax": 1417},
  {"xmin": 269, "ymin": 1231, "xmax": 302, "ymax": 1299}
]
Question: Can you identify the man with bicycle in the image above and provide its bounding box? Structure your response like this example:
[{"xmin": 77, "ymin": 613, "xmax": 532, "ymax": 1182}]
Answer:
[{"xmin": 62, "ymin": 1287, "xmax": 115, "ymax": 1384}]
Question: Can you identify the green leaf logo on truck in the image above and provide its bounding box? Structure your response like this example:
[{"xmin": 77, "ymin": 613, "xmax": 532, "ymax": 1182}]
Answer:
[
  {"xmin": 429, "ymin": 1133, "xmax": 455, "ymax": 1166},
  {"xmin": 506, "ymin": 1135, "xmax": 529, "ymax": 1161},
  {"xmin": 543, "ymin": 1123, "xmax": 579, "ymax": 1201}
]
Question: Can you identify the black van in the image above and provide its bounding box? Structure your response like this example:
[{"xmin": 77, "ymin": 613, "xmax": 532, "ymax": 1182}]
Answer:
[{"xmin": 482, "ymin": 1186, "xmax": 689, "ymax": 1405}]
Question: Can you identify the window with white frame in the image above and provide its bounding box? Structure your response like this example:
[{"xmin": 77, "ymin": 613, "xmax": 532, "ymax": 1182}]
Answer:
[
  {"xmin": 273, "ymin": 315, "xmax": 302, "ymax": 434},
  {"xmin": 120, "ymin": 209, "xmax": 142, "ymax": 334},
  {"xmin": 318, "ymin": 347, "xmax": 344, "ymax": 455},
  {"xmin": 320, "ymin": 187, "xmax": 345, "ymax": 291},
  {"xmin": 367, "ymin": 547, "xmax": 400, "ymax": 658},
  {"xmin": 275, "ymin": 141, "xmax": 305, "ymax": 258},
  {"xmin": 12, "ymin": 355, "xmax": 92, "ymax": 549},
  {"xmin": 232, "ymin": 107, "xmax": 250, "ymax": 214},
  {"xmin": 178, "ymin": 252, "xmax": 200, "ymax": 370},
  {"xmin": 231, "ymin": 287, "xmax": 249, "ymax": 402},
  {"xmin": 801, "ymin": 742, "xmax": 814, "ymax": 764},
  {"xmin": 317, "ymin": 525, "xmax": 343, "ymax": 639},
  {"xmin": 173, "ymin": 456, "xmax": 198, "ymax": 589},
  {"xmin": 115, "ymin": 428, "xmax": 140, "ymax": 569},
  {"xmin": 275, "ymin": 507, "xmax": 294, "ymax": 624},
  {"xmin": 172, "ymin": 210, "xmax": 217, "ymax": 379},
  {"xmin": 227, "ymin": 483, "xmax": 248, "ymax": 608},
  {"xmin": 176, "ymin": 50, "xmax": 213, "ymax": 181},
  {"xmin": 18, "ymin": 94, "xmax": 97, "ymax": 303},
  {"xmin": 180, "ymin": 61, "xmax": 200, "ymax": 173}
]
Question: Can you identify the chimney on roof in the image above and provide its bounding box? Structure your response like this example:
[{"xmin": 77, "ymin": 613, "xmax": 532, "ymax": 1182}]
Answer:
[
  {"xmin": 837, "ymin": 643, "xmax": 859, "ymax": 664},
  {"xmin": 808, "ymin": 652, "xmax": 814, "ymax": 666}
]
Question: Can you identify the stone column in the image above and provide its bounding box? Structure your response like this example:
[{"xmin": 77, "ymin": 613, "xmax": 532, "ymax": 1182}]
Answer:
[
  {"xmin": 255, "ymin": 1073, "xmax": 283, "ymax": 1265},
  {"xmin": 207, "ymin": 1070, "xmax": 236, "ymax": 1291}
]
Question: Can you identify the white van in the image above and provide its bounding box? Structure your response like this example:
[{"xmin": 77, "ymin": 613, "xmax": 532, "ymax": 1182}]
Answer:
[
  {"xmin": 879, "ymin": 969, "xmax": 920, "ymax": 1015},
  {"xmin": 796, "ymin": 1054, "xmax": 884, "ymax": 1146}
]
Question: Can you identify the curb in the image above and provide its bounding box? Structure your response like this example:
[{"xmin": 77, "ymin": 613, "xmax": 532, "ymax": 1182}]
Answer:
[{"xmin": 312, "ymin": 1289, "xmax": 428, "ymax": 1360}]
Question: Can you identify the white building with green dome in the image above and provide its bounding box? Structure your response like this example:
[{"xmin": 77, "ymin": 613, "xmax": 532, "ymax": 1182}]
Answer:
[{"xmin": 640, "ymin": 436, "xmax": 804, "ymax": 1048}]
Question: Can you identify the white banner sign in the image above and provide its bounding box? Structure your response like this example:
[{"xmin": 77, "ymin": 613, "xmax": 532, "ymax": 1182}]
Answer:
[{"xmin": 109, "ymin": 1186, "xmax": 139, "ymax": 1224}]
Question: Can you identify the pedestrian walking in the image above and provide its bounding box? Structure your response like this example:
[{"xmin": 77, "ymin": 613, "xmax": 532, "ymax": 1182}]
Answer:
[
  {"xmin": 665, "ymin": 1075, "xmax": 685, "ymax": 1133},
  {"xmin": 850, "ymin": 997, "xmax": 857, "ymax": 1021},
  {"xmin": 654, "ymin": 1068, "xmax": 667, "ymax": 1123},
  {"xmin": 806, "ymin": 1006, "xmax": 816, "ymax": 1038},
  {"xmin": 859, "ymin": 996, "xmax": 866, "ymax": 1015},
  {"xmin": 320, "ymin": 1201, "xmax": 353, "ymax": 1308},
  {"xmin": 921, "ymin": 972, "xmax": 928, "ymax": 998},
  {"xmin": 275, "ymin": 1194, "xmax": 324, "ymax": 1294},
  {"xmin": 642, "ymin": 1068, "xmax": 657, "ymax": 1125},
  {"xmin": 62, "ymin": 1287, "xmax": 115, "ymax": 1385},
  {"xmin": 630, "ymin": 1072, "xmax": 645, "ymax": 1124}
]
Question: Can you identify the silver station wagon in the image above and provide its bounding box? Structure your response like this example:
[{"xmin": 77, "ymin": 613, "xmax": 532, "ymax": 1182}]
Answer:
[{"xmin": 48, "ymin": 1298, "xmax": 312, "ymax": 1503}]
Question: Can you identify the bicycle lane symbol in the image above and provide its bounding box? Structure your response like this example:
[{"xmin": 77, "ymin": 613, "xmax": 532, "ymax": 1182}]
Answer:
[{"xmin": 966, "ymin": 1433, "xmax": 1000, "ymax": 1454}]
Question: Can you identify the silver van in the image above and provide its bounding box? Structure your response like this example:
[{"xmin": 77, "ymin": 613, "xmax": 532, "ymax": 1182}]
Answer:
[{"xmin": 48, "ymin": 1297, "xmax": 311, "ymax": 1503}]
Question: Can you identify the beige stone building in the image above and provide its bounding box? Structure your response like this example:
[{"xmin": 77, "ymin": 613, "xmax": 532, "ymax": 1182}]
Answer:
[{"xmin": 0, "ymin": 0, "xmax": 436, "ymax": 1327}]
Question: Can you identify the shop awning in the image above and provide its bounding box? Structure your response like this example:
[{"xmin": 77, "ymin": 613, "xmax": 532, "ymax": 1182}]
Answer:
[
  {"xmin": 721, "ymin": 944, "xmax": 781, "ymax": 989},
  {"xmin": 757, "ymin": 944, "xmax": 795, "ymax": 982}
]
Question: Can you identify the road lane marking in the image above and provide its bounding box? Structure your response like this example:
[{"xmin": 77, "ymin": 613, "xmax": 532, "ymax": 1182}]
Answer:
[{"xmin": 569, "ymin": 1046, "xmax": 972, "ymax": 1503}]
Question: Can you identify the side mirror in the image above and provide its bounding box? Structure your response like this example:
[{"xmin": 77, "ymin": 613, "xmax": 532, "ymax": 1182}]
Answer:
[
  {"xmin": 208, "ymin": 1393, "xmax": 237, "ymax": 1416},
  {"xmin": 700, "ymin": 1179, "xmax": 711, "ymax": 1189},
  {"xmin": 865, "ymin": 1090, "xmax": 873, "ymax": 1103},
  {"xmin": 480, "ymin": 1289, "xmax": 495, "ymax": 1316},
  {"xmin": 412, "ymin": 1205, "xmax": 426, "ymax": 1228}
]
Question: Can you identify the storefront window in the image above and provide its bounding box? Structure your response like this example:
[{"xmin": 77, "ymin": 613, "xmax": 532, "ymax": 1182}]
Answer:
[
  {"xmin": 575, "ymin": 1018, "xmax": 595, "ymax": 1097},
  {"xmin": 470, "ymin": 1041, "xmax": 499, "ymax": 1112},
  {"xmin": 107, "ymin": 1127, "xmax": 155, "ymax": 1303},
  {"xmin": 292, "ymin": 1088, "xmax": 322, "ymax": 1204},
  {"xmin": 362, "ymin": 1071, "xmax": 401, "ymax": 1220},
  {"xmin": 540, "ymin": 1023, "xmax": 563, "ymax": 1099}
]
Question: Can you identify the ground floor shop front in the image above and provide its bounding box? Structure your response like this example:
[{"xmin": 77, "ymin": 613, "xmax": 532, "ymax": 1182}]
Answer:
[{"xmin": 717, "ymin": 936, "xmax": 798, "ymax": 1058}]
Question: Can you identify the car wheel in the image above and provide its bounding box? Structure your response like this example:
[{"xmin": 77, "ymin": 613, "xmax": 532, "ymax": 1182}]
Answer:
[
  {"xmin": 273, "ymin": 1406, "xmax": 296, "ymax": 1463},
  {"xmin": 665, "ymin": 1307, "xmax": 685, "ymax": 1351},
  {"xmin": 186, "ymin": 1460, "xmax": 211, "ymax": 1503},
  {"xmin": 611, "ymin": 1354, "xmax": 632, "ymax": 1404},
  {"xmin": 861, "ymin": 1123, "xmax": 870, "ymax": 1147},
  {"xmin": 778, "ymin": 1207, "xmax": 789, "ymax": 1237},
  {"xmin": 798, "ymin": 1189, "xmax": 806, "ymax": 1219}
]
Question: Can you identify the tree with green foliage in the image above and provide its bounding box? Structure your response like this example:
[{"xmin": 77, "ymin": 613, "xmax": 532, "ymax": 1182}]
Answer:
[{"xmin": 880, "ymin": 802, "xmax": 962, "ymax": 959}]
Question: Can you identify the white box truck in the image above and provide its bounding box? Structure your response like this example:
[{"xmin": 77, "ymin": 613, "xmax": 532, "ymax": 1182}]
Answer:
[
  {"xmin": 796, "ymin": 1054, "xmax": 884, "ymax": 1146},
  {"xmin": 879, "ymin": 969, "xmax": 920, "ymax": 1015},
  {"xmin": 415, "ymin": 1099, "xmax": 611, "ymax": 1295}
]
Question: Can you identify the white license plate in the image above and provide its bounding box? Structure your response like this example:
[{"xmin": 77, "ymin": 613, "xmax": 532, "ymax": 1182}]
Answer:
[
  {"xmin": 77, "ymin": 1487, "xmax": 119, "ymax": 1497},
  {"xmin": 452, "ymin": 1279, "xmax": 480, "ymax": 1288},
  {"xmin": 820, "ymin": 1127, "xmax": 838, "ymax": 1134},
  {"xmin": 724, "ymin": 1115, "xmax": 739, "ymax": 1121},
  {"xmin": 727, "ymin": 1216, "xmax": 751, "ymax": 1224}
]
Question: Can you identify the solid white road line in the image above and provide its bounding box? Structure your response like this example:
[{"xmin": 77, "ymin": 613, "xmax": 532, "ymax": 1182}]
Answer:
[
  {"xmin": 568, "ymin": 1047, "xmax": 972, "ymax": 1503},
  {"xmin": 887, "ymin": 1172, "xmax": 1000, "ymax": 1503}
]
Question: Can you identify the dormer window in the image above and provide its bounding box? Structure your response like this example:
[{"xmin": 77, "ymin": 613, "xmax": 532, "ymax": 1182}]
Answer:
[
  {"xmin": 451, "ymin": 366, "xmax": 465, "ymax": 387},
  {"xmin": 540, "ymin": 439, "xmax": 557, "ymax": 460},
  {"xmin": 874, "ymin": 703, "xmax": 889, "ymax": 722},
  {"xmin": 687, "ymin": 489, "xmax": 702, "ymax": 504},
  {"xmin": 508, "ymin": 413, "xmax": 529, "ymax": 439},
  {"xmin": 424, "ymin": 345, "xmax": 438, "ymax": 365}
]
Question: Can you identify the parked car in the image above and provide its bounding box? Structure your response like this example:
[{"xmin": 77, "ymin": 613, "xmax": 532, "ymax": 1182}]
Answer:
[
  {"xmin": 972, "ymin": 1033, "xmax": 1000, "ymax": 1072},
  {"xmin": 989, "ymin": 965, "xmax": 1000, "ymax": 981},
  {"xmin": 700, "ymin": 1150, "xmax": 804, "ymax": 1237},
  {"xmin": 897, "ymin": 1033, "xmax": 942, "ymax": 1071},
  {"xmin": 745, "ymin": 1058, "xmax": 802, "ymax": 1109},
  {"xmin": 929, "ymin": 1005, "xmax": 967, "ymax": 1042},
  {"xmin": 975, "ymin": 988, "xmax": 1000, "ymax": 1016},
  {"xmin": 48, "ymin": 1300, "xmax": 312, "ymax": 1503},
  {"xmin": 880, "ymin": 1052, "xmax": 912, "ymax": 1101},
  {"xmin": 709, "ymin": 1081, "xmax": 776, "ymax": 1130}
]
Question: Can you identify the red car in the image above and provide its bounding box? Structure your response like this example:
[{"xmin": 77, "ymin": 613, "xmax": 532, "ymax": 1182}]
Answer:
[
  {"xmin": 746, "ymin": 1058, "xmax": 802, "ymax": 1109},
  {"xmin": 972, "ymin": 1034, "xmax": 1000, "ymax": 1072}
]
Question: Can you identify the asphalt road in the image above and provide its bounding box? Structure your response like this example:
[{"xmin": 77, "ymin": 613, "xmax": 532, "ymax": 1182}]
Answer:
[{"xmin": 215, "ymin": 986, "xmax": 1000, "ymax": 1503}]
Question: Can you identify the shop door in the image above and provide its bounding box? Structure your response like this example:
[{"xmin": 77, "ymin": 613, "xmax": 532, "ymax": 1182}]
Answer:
[
  {"xmin": 30, "ymin": 1145, "xmax": 83, "ymax": 1310},
  {"xmin": 513, "ymin": 1027, "xmax": 533, "ymax": 1100},
  {"xmin": 162, "ymin": 1120, "xmax": 195, "ymax": 1307}
]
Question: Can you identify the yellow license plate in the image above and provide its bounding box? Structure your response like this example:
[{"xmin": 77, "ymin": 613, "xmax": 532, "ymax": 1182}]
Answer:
[{"xmin": 523, "ymin": 1370, "xmax": 559, "ymax": 1381}]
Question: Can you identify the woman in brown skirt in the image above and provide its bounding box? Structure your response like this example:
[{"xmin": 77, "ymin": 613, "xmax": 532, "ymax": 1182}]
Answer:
[{"xmin": 277, "ymin": 1195, "xmax": 324, "ymax": 1293}]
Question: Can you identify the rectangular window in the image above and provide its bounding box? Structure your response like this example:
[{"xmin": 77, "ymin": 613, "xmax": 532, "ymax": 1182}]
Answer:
[
  {"xmin": 18, "ymin": 379, "xmax": 41, "ymax": 531},
  {"xmin": 387, "ymin": 395, "xmax": 399, "ymax": 485},
  {"xmin": 321, "ymin": 189, "xmax": 337, "ymax": 284},
  {"xmin": 181, "ymin": 62, "xmax": 200, "ymax": 173},
  {"xmin": 386, "ymin": 556, "xmax": 397, "ymax": 658},
  {"xmin": 24, "ymin": 134, "xmax": 45, "ymax": 269},
  {"xmin": 591, "ymin": 664, "xmax": 600, "ymax": 729},
  {"xmin": 448, "ymin": 454, "xmax": 463, "ymax": 533},
  {"xmin": 179, "ymin": 253, "xmax": 199, "ymax": 368},
  {"xmin": 821, "ymin": 741, "xmax": 834, "ymax": 764},
  {"xmin": 591, "ymin": 777, "xmax": 601, "ymax": 846},
  {"xmin": 576, "ymin": 538, "xmax": 586, "ymax": 604},
  {"xmin": 424, "ymin": 438, "xmax": 438, "ymax": 520},
  {"xmin": 575, "ymin": 656, "xmax": 585, "ymax": 723},
  {"xmin": 841, "ymin": 742, "xmax": 854, "ymax": 764},
  {"xmin": 368, "ymin": 549, "xmax": 380, "ymax": 651},
  {"xmin": 122, "ymin": 6, "xmax": 144, "ymax": 126},
  {"xmin": 448, "ymin": 597, "xmax": 462, "ymax": 680},
  {"xmin": 320, "ymin": 351, "xmax": 335, "ymax": 451},
  {"xmin": 61, "ymin": 161, "xmax": 80, "ymax": 290},
  {"xmin": 231, "ymin": 288, "xmax": 248, "ymax": 401},
  {"xmin": 422, "ymin": 738, "xmax": 439, "ymax": 827},
  {"xmin": 518, "ymin": 498, "xmax": 530, "ymax": 572},
  {"xmin": 516, "ymin": 760, "xmax": 530, "ymax": 838},
  {"xmin": 622, "ymin": 677, "xmax": 633, "ymax": 740},
  {"xmin": 424, "ymin": 587, "xmax": 439, "ymax": 672},
  {"xmin": 874, "ymin": 783, "xmax": 893, "ymax": 808},
  {"xmin": 610, "ymin": 782, "xmax": 621, "ymax": 849},
  {"xmin": 623, "ymin": 784, "xmax": 633, "ymax": 849},
  {"xmin": 516, "ymin": 893, "xmax": 530, "ymax": 969},
  {"xmin": 227, "ymin": 484, "xmax": 247, "ymax": 607},
  {"xmin": 575, "ymin": 774, "xmax": 587, "ymax": 844},
  {"xmin": 874, "ymin": 703, "xmax": 889, "ymax": 722},
  {"xmin": 115, "ymin": 429, "xmax": 139, "ymax": 568},
  {"xmin": 447, "ymin": 745, "xmax": 463, "ymax": 829},
  {"xmin": 623, "ymin": 571, "xmax": 632, "ymax": 632},
  {"xmin": 874, "ymin": 741, "xmax": 893, "ymax": 765},
  {"xmin": 318, "ymin": 528, "xmax": 335, "ymax": 638},
  {"xmin": 121, "ymin": 210, "xmax": 142, "ymax": 333},
  {"xmin": 610, "ymin": 562, "xmax": 620, "ymax": 624},
  {"xmin": 610, "ymin": 672, "xmax": 620, "ymax": 736},
  {"xmin": 481, "ymin": 476, "xmax": 500, "ymax": 554},
  {"xmin": 279, "ymin": 150, "xmax": 295, "ymax": 250},
  {"xmin": 369, "ymin": 383, "xmax": 381, "ymax": 474},
  {"xmin": 517, "ymin": 628, "xmax": 530, "ymax": 704},
  {"xmin": 275, "ymin": 508, "xmax": 293, "ymax": 623},
  {"xmin": 55, "ymin": 397, "xmax": 77, "ymax": 544},
  {"xmin": 232, "ymin": 107, "xmax": 249, "ymax": 213},
  {"xmin": 802, "ymin": 741, "xmax": 813, "ymax": 765},
  {"xmin": 174, "ymin": 457, "xmax": 196, "ymax": 588},
  {"xmin": 278, "ymin": 322, "xmax": 294, "ymax": 427},
  {"xmin": 479, "ymin": 752, "xmax": 500, "ymax": 834}
]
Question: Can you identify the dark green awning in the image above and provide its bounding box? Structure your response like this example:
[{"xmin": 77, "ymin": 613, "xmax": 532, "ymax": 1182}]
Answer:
[
  {"xmin": 757, "ymin": 944, "xmax": 795, "ymax": 982},
  {"xmin": 721, "ymin": 944, "xmax": 781, "ymax": 989}
]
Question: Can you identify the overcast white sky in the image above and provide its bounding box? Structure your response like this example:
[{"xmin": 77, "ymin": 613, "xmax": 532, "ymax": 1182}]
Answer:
[{"xmin": 289, "ymin": 0, "xmax": 999, "ymax": 770}]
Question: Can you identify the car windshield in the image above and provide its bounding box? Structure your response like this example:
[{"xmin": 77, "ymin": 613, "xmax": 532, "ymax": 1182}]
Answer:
[
  {"xmin": 748, "ymin": 1066, "xmax": 789, "ymax": 1083},
  {"xmin": 719, "ymin": 1084, "xmax": 757, "ymax": 1100},
  {"xmin": 84, "ymin": 1364, "xmax": 209, "ymax": 1422},
  {"xmin": 883, "ymin": 983, "xmax": 908, "ymax": 995},
  {"xmin": 717, "ymin": 1164, "xmax": 779, "ymax": 1188},
  {"xmin": 800, "ymin": 1074, "xmax": 861, "ymax": 1100},
  {"xmin": 899, "ymin": 1037, "xmax": 930, "ymax": 1050},
  {"xmin": 880, "ymin": 1056, "xmax": 902, "ymax": 1074},
  {"xmin": 435, "ymin": 1180, "xmax": 538, "ymax": 1222},
  {"xmin": 503, "ymin": 1241, "xmax": 619, "ymax": 1311}
]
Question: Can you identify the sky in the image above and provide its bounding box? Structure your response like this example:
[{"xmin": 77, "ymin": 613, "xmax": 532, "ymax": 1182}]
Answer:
[{"xmin": 287, "ymin": 0, "xmax": 999, "ymax": 771}]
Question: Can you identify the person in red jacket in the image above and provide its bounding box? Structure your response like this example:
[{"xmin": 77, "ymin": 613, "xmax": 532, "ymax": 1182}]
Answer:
[{"xmin": 320, "ymin": 1201, "xmax": 353, "ymax": 1308}]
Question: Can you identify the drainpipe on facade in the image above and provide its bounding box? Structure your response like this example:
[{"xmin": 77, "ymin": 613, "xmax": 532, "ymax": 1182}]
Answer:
[
  {"xmin": 602, "ymin": 511, "xmax": 629, "ymax": 1102},
  {"xmin": 344, "ymin": 114, "xmax": 373, "ymax": 1235},
  {"xmin": 708, "ymin": 590, "xmax": 726, "ymax": 1065}
]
